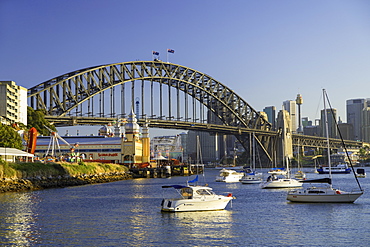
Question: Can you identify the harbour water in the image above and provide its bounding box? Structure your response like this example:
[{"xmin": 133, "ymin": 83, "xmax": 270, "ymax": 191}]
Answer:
[{"xmin": 1, "ymin": 168, "xmax": 370, "ymax": 246}]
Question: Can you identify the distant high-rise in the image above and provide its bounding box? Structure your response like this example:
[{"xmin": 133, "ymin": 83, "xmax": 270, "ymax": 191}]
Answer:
[
  {"xmin": 283, "ymin": 100, "xmax": 297, "ymax": 133},
  {"xmin": 263, "ymin": 106, "xmax": 276, "ymax": 130},
  {"xmin": 362, "ymin": 102, "xmax": 370, "ymax": 142},
  {"xmin": 321, "ymin": 108, "xmax": 337, "ymax": 138},
  {"xmin": 347, "ymin": 99, "xmax": 366, "ymax": 141}
]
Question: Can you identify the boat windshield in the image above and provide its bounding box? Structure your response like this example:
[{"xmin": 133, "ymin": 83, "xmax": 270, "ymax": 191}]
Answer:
[
  {"xmin": 181, "ymin": 187, "xmax": 193, "ymax": 198},
  {"xmin": 195, "ymin": 189, "xmax": 214, "ymax": 196}
]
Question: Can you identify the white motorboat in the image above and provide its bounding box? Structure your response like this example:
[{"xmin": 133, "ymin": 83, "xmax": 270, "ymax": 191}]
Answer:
[
  {"xmin": 287, "ymin": 89, "xmax": 364, "ymax": 203},
  {"xmin": 161, "ymin": 176, "xmax": 234, "ymax": 212},
  {"xmin": 215, "ymin": 168, "xmax": 244, "ymax": 183},
  {"xmin": 240, "ymin": 171, "xmax": 263, "ymax": 184},
  {"xmin": 260, "ymin": 175, "xmax": 302, "ymax": 189}
]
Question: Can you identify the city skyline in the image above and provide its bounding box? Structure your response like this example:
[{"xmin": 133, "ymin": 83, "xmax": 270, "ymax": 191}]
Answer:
[{"xmin": 1, "ymin": 1, "xmax": 370, "ymax": 126}]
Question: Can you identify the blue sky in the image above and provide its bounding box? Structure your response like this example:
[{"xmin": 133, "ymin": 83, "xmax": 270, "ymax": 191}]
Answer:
[{"xmin": 1, "ymin": 0, "xmax": 370, "ymax": 135}]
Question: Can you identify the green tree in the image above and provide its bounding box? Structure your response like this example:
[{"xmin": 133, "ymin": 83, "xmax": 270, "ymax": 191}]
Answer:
[
  {"xmin": 0, "ymin": 124, "xmax": 23, "ymax": 149},
  {"xmin": 27, "ymin": 107, "xmax": 56, "ymax": 136}
]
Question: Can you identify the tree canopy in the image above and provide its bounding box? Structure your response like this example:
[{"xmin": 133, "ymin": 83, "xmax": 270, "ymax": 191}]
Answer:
[
  {"xmin": 27, "ymin": 107, "xmax": 56, "ymax": 136},
  {"xmin": 0, "ymin": 124, "xmax": 23, "ymax": 149}
]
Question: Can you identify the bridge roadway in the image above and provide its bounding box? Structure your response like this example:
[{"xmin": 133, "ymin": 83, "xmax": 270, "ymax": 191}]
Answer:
[{"xmin": 45, "ymin": 115, "xmax": 368, "ymax": 150}]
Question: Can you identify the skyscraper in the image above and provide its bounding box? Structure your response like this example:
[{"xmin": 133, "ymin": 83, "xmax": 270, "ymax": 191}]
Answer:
[
  {"xmin": 321, "ymin": 108, "xmax": 337, "ymax": 138},
  {"xmin": 347, "ymin": 99, "xmax": 366, "ymax": 141},
  {"xmin": 362, "ymin": 101, "xmax": 370, "ymax": 142},
  {"xmin": 283, "ymin": 100, "xmax": 297, "ymax": 133},
  {"xmin": 263, "ymin": 106, "xmax": 276, "ymax": 130}
]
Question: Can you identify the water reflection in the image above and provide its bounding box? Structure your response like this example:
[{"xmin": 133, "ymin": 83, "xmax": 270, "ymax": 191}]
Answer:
[
  {"xmin": 161, "ymin": 210, "xmax": 234, "ymax": 245},
  {"xmin": 0, "ymin": 192, "xmax": 40, "ymax": 246}
]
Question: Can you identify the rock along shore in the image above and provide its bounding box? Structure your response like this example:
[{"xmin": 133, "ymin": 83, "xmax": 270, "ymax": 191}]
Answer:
[{"xmin": 0, "ymin": 172, "xmax": 133, "ymax": 193}]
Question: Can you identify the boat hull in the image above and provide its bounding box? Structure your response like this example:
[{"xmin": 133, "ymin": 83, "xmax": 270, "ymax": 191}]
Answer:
[
  {"xmin": 240, "ymin": 174, "xmax": 263, "ymax": 184},
  {"xmin": 317, "ymin": 169, "xmax": 351, "ymax": 174},
  {"xmin": 287, "ymin": 189, "xmax": 363, "ymax": 203},
  {"xmin": 161, "ymin": 197, "xmax": 233, "ymax": 212}
]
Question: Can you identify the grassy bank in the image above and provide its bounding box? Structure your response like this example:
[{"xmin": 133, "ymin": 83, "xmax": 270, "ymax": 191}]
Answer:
[{"xmin": 0, "ymin": 160, "xmax": 129, "ymax": 179}]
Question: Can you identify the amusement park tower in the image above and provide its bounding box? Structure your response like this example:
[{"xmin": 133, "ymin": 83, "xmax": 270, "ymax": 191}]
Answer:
[{"xmin": 296, "ymin": 94, "xmax": 303, "ymax": 134}]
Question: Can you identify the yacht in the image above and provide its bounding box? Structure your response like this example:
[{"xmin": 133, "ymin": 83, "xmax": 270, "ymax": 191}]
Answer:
[
  {"xmin": 161, "ymin": 176, "xmax": 234, "ymax": 212},
  {"xmin": 215, "ymin": 168, "xmax": 244, "ymax": 183}
]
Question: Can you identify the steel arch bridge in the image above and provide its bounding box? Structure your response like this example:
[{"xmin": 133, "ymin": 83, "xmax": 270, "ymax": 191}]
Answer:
[
  {"xmin": 28, "ymin": 60, "xmax": 277, "ymax": 161},
  {"xmin": 28, "ymin": 60, "xmax": 271, "ymax": 131}
]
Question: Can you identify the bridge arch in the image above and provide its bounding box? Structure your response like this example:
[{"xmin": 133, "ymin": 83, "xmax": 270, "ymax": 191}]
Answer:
[{"xmin": 28, "ymin": 61, "xmax": 271, "ymax": 131}]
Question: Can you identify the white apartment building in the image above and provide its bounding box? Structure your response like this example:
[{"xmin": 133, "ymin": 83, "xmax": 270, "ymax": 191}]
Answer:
[{"xmin": 0, "ymin": 81, "xmax": 28, "ymax": 125}]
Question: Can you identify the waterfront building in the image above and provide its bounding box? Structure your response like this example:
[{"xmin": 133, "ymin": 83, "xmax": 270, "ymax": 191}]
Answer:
[
  {"xmin": 0, "ymin": 81, "xmax": 28, "ymax": 125},
  {"xmin": 347, "ymin": 98, "xmax": 366, "ymax": 141},
  {"xmin": 263, "ymin": 106, "xmax": 276, "ymax": 130},
  {"xmin": 121, "ymin": 110, "xmax": 150, "ymax": 167},
  {"xmin": 283, "ymin": 100, "xmax": 297, "ymax": 134},
  {"xmin": 33, "ymin": 136, "xmax": 122, "ymax": 163}
]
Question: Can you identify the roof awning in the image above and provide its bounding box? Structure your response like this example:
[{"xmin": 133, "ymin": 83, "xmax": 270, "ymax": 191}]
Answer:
[{"xmin": 0, "ymin": 147, "xmax": 34, "ymax": 157}]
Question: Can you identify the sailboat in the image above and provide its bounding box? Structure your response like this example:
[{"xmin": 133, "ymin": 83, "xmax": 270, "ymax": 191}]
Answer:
[
  {"xmin": 240, "ymin": 133, "xmax": 263, "ymax": 184},
  {"xmin": 287, "ymin": 89, "xmax": 364, "ymax": 203}
]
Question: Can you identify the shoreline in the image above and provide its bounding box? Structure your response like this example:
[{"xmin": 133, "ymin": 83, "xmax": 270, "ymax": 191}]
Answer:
[{"xmin": 0, "ymin": 171, "xmax": 132, "ymax": 193}]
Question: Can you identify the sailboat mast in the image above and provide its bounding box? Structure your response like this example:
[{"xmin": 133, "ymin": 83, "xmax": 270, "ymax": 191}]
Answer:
[
  {"xmin": 253, "ymin": 133, "xmax": 256, "ymax": 170},
  {"xmin": 323, "ymin": 89, "xmax": 332, "ymax": 182}
]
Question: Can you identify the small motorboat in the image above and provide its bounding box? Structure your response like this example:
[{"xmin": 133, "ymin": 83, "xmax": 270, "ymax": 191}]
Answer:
[
  {"xmin": 356, "ymin": 168, "xmax": 366, "ymax": 178},
  {"xmin": 161, "ymin": 176, "xmax": 234, "ymax": 212},
  {"xmin": 240, "ymin": 170, "xmax": 263, "ymax": 184},
  {"xmin": 215, "ymin": 168, "xmax": 244, "ymax": 183}
]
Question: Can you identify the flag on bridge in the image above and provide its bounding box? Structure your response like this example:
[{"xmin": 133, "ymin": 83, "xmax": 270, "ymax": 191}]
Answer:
[
  {"xmin": 167, "ymin": 49, "xmax": 175, "ymax": 53},
  {"xmin": 152, "ymin": 51, "xmax": 159, "ymax": 55}
]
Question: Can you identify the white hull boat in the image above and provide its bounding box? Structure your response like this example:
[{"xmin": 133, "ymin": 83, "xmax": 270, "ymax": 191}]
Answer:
[
  {"xmin": 240, "ymin": 172, "xmax": 263, "ymax": 184},
  {"xmin": 215, "ymin": 169, "xmax": 244, "ymax": 183},
  {"xmin": 161, "ymin": 181, "xmax": 234, "ymax": 212},
  {"xmin": 260, "ymin": 176, "xmax": 302, "ymax": 189},
  {"xmin": 287, "ymin": 185, "xmax": 363, "ymax": 203}
]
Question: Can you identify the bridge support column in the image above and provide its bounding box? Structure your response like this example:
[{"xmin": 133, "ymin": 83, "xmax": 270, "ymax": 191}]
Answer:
[{"xmin": 276, "ymin": 110, "xmax": 293, "ymax": 166}]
